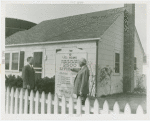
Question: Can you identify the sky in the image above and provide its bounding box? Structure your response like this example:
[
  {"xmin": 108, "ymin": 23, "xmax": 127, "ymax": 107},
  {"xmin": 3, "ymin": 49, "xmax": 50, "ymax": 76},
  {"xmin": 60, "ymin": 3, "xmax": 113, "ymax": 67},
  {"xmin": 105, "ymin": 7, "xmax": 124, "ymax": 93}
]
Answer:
[{"xmin": 5, "ymin": 4, "xmax": 147, "ymax": 53}]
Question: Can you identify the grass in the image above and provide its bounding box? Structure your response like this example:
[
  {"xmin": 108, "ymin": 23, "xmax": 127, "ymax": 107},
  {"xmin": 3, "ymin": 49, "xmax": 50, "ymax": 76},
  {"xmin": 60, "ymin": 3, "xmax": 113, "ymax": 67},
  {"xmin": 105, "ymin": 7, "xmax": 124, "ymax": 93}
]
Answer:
[{"xmin": 89, "ymin": 93, "xmax": 146, "ymax": 114}]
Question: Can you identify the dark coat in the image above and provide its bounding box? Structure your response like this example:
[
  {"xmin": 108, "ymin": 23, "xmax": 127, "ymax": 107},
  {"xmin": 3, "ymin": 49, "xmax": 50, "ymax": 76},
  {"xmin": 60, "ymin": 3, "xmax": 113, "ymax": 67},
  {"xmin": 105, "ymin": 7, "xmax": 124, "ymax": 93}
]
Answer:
[
  {"xmin": 73, "ymin": 65, "xmax": 89, "ymax": 95},
  {"xmin": 22, "ymin": 64, "xmax": 35, "ymax": 89}
]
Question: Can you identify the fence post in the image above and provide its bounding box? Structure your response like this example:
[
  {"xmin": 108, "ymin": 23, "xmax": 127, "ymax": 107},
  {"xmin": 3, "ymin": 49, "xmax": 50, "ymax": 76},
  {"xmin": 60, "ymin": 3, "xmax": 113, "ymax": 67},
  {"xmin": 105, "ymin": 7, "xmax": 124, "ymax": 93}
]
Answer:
[
  {"xmin": 77, "ymin": 96, "xmax": 82, "ymax": 115},
  {"xmin": 41, "ymin": 91, "xmax": 46, "ymax": 114},
  {"xmin": 10, "ymin": 87, "xmax": 14, "ymax": 114},
  {"xmin": 85, "ymin": 97, "xmax": 90, "ymax": 114},
  {"xmin": 124, "ymin": 103, "xmax": 131, "ymax": 114},
  {"xmin": 102, "ymin": 100, "xmax": 109, "ymax": 114},
  {"xmin": 30, "ymin": 90, "xmax": 34, "ymax": 114},
  {"xmin": 24, "ymin": 89, "xmax": 29, "ymax": 114},
  {"xmin": 94, "ymin": 98, "xmax": 99, "ymax": 114},
  {"xmin": 47, "ymin": 92, "xmax": 52, "ymax": 114},
  {"xmin": 35, "ymin": 91, "xmax": 40, "ymax": 114},
  {"xmin": 113, "ymin": 102, "xmax": 120, "ymax": 114},
  {"xmin": 19, "ymin": 88, "xmax": 24, "ymax": 114},
  {"xmin": 6, "ymin": 87, "xmax": 10, "ymax": 114},
  {"xmin": 14, "ymin": 88, "xmax": 19, "ymax": 114},
  {"xmin": 62, "ymin": 95, "xmax": 66, "ymax": 114},
  {"xmin": 136, "ymin": 105, "xmax": 144, "ymax": 114},
  {"xmin": 69, "ymin": 96, "xmax": 74, "ymax": 115},
  {"xmin": 54, "ymin": 94, "xmax": 59, "ymax": 114}
]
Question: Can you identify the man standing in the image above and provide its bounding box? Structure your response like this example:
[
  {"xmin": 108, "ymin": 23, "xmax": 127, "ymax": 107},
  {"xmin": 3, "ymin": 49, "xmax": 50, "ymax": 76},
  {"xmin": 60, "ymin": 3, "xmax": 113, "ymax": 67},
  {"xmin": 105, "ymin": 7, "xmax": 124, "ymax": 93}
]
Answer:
[
  {"xmin": 22, "ymin": 57, "xmax": 35, "ymax": 90},
  {"xmin": 71, "ymin": 58, "xmax": 89, "ymax": 105}
]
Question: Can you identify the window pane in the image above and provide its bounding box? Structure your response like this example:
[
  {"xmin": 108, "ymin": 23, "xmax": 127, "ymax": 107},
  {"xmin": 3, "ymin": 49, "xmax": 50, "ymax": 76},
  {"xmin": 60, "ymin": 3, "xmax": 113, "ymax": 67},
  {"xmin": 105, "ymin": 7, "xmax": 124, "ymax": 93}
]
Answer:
[
  {"xmin": 115, "ymin": 63, "xmax": 119, "ymax": 73},
  {"xmin": 134, "ymin": 57, "xmax": 136, "ymax": 63},
  {"xmin": 12, "ymin": 53, "xmax": 19, "ymax": 70},
  {"xmin": 134, "ymin": 57, "xmax": 137, "ymax": 70},
  {"xmin": 115, "ymin": 53, "xmax": 120, "ymax": 62},
  {"xmin": 33, "ymin": 52, "xmax": 42, "ymax": 67},
  {"xmin": 5, "ymin": 53, "xmax": 10, "ymax": 70},
  {"xmin": 115, "ymin": 53, "xmax": 120, "ymax": 73}
]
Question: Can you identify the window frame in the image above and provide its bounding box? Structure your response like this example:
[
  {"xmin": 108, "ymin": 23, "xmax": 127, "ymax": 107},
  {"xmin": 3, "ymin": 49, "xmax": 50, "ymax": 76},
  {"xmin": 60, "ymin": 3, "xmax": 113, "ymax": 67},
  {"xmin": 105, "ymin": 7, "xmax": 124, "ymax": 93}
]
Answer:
[
  {"xmin": 113, "ymin": 50, "xmax": 121, "ymax": 75},
  {"xmin": 5, "ymin": 51, "xmax": 20, "ymax": 72}
]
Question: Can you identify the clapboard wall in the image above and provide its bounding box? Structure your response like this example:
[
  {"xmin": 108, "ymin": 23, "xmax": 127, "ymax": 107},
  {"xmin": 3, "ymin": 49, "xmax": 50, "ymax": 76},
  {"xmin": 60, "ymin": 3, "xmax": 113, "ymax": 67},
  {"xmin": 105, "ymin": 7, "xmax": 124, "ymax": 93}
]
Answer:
[
  {"xmin": 97, "ymin": 12, "xmax": 124, "ymax": 97},
  {"xmin": 5, "ymin": 41, "xmax": 96, "ymax": 77},
  {"xmin": 134, "ymin": 30, "xmax": 144, "ymax": 87},
  {"xmin": 5, "ymin": 41, "xmax": 97, "ymax": 96}
]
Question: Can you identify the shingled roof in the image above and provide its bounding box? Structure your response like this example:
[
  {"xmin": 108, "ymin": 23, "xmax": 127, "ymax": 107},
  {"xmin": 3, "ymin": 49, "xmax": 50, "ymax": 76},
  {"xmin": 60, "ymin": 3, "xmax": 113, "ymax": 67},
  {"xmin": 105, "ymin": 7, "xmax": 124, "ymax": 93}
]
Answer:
[
  {"xmin": 6, "ymin": 7, "xmax": 124, "ymax": 45},
  {"xmin": 6, "ymin": 18, "xmax": 36, "ymax": 38}
]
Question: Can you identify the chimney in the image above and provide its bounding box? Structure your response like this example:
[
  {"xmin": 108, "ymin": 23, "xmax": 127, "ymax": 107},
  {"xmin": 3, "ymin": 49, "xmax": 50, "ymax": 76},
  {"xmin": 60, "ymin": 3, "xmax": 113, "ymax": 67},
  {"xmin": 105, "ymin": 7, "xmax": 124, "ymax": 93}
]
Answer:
[{"xmin": 123, "ymin": 4, "xmax": 135, "ymax": 93}]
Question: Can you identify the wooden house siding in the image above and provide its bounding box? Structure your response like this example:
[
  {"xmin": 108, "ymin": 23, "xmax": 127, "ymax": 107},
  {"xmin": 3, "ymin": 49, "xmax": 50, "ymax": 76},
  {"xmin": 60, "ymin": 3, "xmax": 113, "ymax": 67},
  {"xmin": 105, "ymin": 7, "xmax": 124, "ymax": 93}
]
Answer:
[
  {"xmin": 97, "ymin": 13, "xmax": 124, "ymax": 97},
  {"xmin": 134, "ymin": 31, "xmax": 144, "ymax": 87},
  {"xmin": 5, "ymin": 41, "xmax": 96, "ymax": 84}
]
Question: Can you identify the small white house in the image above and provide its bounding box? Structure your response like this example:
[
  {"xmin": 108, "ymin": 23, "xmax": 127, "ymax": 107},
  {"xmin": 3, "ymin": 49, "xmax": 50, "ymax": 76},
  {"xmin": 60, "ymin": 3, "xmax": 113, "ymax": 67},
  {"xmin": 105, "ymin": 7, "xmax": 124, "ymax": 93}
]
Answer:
[{"xmin": 5, "ymin": 4, "xmax": 146, "ymax": 97}]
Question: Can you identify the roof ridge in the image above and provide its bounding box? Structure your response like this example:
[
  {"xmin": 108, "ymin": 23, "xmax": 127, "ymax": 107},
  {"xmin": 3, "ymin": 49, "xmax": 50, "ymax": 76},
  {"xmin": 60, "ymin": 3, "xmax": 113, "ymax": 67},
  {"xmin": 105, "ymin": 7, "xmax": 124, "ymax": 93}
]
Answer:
[
  {"xmin": 48, "ymin": 11, "xmax": 124, "ymax": 41},
  {"xmin": 6, "ymin": 17, "xmax": 37, "ymax": 24},
  {"xmin": 40, "ymin": 7, "xmax": 124, "ymax": 24}
]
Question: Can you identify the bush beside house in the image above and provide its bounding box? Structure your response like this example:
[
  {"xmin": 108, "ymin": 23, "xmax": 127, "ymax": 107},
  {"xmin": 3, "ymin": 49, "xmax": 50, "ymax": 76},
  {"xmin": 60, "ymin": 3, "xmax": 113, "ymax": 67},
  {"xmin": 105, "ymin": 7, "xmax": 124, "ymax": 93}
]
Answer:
[{"xmin": 5, "ymin": 74, "xmax": 55, "ymax": 94}]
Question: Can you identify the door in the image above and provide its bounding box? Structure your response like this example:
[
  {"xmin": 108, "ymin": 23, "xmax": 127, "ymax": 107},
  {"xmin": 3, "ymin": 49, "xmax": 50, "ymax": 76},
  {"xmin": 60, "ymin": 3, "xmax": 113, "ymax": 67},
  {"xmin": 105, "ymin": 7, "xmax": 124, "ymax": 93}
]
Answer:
[{"xmin": 33, "ymin": 52, "xmax": 43, "ymax": 81}]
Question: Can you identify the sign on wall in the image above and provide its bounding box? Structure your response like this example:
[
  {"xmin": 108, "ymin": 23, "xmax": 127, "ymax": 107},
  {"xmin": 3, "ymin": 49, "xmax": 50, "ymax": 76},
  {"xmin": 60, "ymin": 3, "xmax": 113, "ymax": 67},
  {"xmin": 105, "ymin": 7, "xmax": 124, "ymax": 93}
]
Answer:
[{"xmin": 55, "ymin": 48, "xmax": 87, "ymax": 98}]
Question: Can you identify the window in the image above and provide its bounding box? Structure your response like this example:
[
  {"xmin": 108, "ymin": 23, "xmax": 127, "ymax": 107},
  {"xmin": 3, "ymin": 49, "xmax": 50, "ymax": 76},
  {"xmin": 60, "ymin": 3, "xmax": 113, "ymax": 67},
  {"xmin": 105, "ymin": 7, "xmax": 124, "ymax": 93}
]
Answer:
[
  {"xmin": 5, "ymin": 53, "xmax": 10, "ymax": 70},
  {"xmin": 12, "ymin": 53, "xmax": 19, "ymax": 70},
  {"xmin": 5, "ymin": 51, "xmax": 24, "ymax": 71},
  {"xmin": 134, "ymin": 57, "xmax": 137, "ymax": 70},
  {"xmin": 115, "ymin": 53, "xmax": 120, "ymax": 73}
]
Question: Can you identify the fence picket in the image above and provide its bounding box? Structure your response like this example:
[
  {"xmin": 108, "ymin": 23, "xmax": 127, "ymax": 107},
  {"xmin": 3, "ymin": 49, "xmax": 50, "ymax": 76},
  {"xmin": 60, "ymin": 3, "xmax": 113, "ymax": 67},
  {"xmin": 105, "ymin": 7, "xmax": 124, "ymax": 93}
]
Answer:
[
  {"xmin": 35, "ymin": 91, "xmax": 40, "ymax": 114},
  {"xmin": 124, "ymin": 103, "xmax": 131, "ymax": 114},
  {"xmin": 30, "ymin": 90, "xmax": 34, "ymax": 114},
  {"xmin": 102, "ymin": 100, "xmax": 109, "ymax": 114},
  {"xmin": 19, "ymin": 88, "xmax": 24, "ymax": 114},
  {"xmin": 85, "ymin": 97, "xmax": 90, "ymax": 114},
  {"xmin": 54, "ymin": 94, "xmax": 59, "ymax": 114},
  {"xmin": 14, "ymin": 88, "xmax": 19, "ymax": 114},
  {"xmin": 24, "ymin": 89, "xmax": 29, "ymax": 114},
  {"xmin": 47, "ymin": 92, "xmax": 52, "ymax": 114},
  {"xmin": 94, "ymin": 99, "xmax": 99, "ymax": 114},
  {"xmin": 6, "ymin": 87, "xmax": 10, "ymax": 114},
  {"xmin": 41, "ymin": 91, "xmax": 46, "ymax": 114},
  {"xmin": 136, "ymin": 105, "xmax": 144, "ymax": 114},
  {"xmin": 113, "ymin": 102, "xmax": 120, "ymax": 114},
  {"xmin": 69, "ymin": 96, "xmax": 74, "ymax": 114},
  {"xmin": 5, "ymin": 86, "xmax": 145, "ymax": 114},
  {"xmin": 62, "ymin": 95, "xmax": 66, "ymax": 114},
  {"xmin": 77, "ymin": 96, "xmax": 82, "ymax": 115},
  {"xmin": 10, "ymin": 87, "xmax": 14, "ymax": 114}
]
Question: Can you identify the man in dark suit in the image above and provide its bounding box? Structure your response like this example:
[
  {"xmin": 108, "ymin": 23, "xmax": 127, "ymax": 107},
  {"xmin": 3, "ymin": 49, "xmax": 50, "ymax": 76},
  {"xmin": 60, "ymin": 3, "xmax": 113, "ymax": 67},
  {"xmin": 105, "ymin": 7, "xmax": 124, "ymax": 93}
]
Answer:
[
  {"xmin": 22, "ymin": 57, "xmax": 35, "ymax": 90},
  {"xmin": 71, "ymin": 58, "xmax": 89, "ymax": 105}
]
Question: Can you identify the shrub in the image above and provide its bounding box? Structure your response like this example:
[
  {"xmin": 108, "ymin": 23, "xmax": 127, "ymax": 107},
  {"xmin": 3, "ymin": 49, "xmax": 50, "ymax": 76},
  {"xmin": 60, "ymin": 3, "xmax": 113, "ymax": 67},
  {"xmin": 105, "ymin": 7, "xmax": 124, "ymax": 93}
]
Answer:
[
  {"xmin": 5, "ymin": 74, "xmax": 55, "ymax": 94},
  {"xmin": 5, "ymin": 74, "xmax": 23, "ymax": 88},
  {"xmin": 133, "ymin": 87, "xmax": 146, "ymax": 94},
  {"xmin": 133, "ymin": 74, "xmax": 146, "ymax": 94},
  {"xmin": 99, "ymin": 65, "xmax": 113, "ymax": 95},
  {"xmin": 35, "ymin": 76, "xmax": 55, "ymax": 94}
]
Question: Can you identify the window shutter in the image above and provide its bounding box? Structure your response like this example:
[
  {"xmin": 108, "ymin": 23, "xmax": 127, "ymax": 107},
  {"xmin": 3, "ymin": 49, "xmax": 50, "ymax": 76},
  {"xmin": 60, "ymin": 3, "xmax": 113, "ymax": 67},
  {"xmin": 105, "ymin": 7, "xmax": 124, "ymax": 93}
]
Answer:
[{"xmin": 19, "ymin": 51, "xmax": 25, "ymax": 71}]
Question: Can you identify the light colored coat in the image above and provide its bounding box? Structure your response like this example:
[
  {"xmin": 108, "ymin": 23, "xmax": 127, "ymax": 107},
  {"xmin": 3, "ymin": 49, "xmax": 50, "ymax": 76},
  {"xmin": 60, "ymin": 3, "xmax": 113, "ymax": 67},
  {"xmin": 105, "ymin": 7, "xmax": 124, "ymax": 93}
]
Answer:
[{"xmin": 72, "ymin": 65, "xmax": 89, "ymax": 95}]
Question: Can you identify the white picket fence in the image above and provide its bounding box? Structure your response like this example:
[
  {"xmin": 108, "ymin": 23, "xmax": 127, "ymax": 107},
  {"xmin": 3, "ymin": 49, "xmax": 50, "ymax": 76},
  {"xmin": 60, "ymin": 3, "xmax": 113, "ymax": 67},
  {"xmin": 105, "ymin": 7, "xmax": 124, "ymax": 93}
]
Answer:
[{"xmin": 5, "ymin": 86, "xmax": 144, "ymax": 114}]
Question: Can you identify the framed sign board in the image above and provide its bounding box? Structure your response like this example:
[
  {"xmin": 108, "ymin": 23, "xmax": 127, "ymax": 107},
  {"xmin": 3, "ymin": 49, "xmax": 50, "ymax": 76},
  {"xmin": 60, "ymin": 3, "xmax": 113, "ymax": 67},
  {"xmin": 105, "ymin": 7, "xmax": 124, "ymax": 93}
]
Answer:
[{"xmin": 55, "ymin": 48, "xmax": 87, "ymax": 98}]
